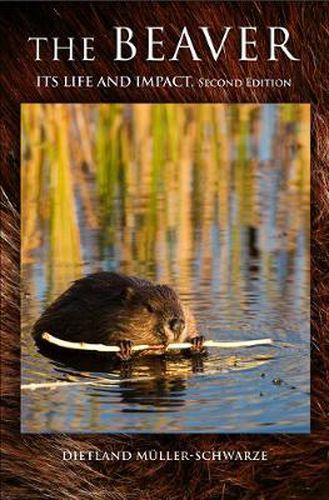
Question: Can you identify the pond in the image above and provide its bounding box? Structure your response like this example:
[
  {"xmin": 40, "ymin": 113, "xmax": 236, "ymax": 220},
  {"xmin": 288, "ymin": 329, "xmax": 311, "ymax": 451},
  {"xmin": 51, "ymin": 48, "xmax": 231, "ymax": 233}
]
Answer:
[{"xmin": 21, "ymin": 103, "xmax": 310, "ymax": 433}]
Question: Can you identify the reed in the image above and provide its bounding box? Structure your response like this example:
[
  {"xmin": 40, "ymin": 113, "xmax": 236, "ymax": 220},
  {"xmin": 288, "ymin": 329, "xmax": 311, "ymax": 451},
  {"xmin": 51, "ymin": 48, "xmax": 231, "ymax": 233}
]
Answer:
[{"xmin": 21, "ymin": 103, "xmax": 310, "ymax": 302}]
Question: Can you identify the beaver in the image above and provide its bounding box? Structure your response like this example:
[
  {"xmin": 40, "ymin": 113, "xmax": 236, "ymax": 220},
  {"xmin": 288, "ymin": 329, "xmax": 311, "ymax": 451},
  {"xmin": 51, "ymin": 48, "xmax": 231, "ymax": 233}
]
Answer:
[{"xmin": 32, "ymin": 272, "xmax": 205, "ymax": 360}]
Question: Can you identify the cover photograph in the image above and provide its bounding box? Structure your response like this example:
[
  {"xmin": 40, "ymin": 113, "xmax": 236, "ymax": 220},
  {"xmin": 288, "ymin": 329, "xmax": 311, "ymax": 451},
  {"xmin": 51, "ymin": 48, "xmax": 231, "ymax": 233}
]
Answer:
[
  {"xmin": 1, "ymin": 2, "xmax": 328, "ymax": 499},
  {"xmin": 21, "ymin": 102, "xmax": 310, "ymax": 435}
]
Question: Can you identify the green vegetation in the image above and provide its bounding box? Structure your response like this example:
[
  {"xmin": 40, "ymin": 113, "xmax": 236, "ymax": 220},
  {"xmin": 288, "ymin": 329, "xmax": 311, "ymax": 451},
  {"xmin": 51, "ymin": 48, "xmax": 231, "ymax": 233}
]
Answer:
[{"xmin": 21, "ymin": 103, "xmax": 310, "ymax": 298}]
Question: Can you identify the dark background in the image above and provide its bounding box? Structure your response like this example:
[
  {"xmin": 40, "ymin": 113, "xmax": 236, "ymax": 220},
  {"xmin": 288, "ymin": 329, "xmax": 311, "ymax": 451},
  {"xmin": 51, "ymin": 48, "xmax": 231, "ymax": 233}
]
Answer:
[{"xmin": 1, "ymin": 2, "xmax": 329, "ymax": 498}]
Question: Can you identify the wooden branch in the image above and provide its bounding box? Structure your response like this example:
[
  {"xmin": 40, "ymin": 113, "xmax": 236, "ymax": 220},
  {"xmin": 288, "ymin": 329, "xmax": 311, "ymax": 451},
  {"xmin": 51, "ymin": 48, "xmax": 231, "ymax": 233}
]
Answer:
[
  {"xmin": 41, "ymin": 332, "xmax": 275, "ymax": 352},
  {"xmin": 21, "ymin": 376, "xmax": 152, "ymax": 392}
]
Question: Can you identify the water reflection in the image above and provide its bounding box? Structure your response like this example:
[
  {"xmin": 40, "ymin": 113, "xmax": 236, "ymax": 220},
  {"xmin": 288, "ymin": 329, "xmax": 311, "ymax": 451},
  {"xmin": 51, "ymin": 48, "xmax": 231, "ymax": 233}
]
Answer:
[{"xmin": 21, "ymin": 103, "xmax": 310, "ymax": 433}]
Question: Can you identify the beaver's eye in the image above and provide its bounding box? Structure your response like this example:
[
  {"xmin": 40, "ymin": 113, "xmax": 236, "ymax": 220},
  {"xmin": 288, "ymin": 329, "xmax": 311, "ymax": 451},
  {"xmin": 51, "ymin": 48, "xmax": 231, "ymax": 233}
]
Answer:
[{"xmin": 144, "ymin": 303, "xmax": 155, "ymax": 313}]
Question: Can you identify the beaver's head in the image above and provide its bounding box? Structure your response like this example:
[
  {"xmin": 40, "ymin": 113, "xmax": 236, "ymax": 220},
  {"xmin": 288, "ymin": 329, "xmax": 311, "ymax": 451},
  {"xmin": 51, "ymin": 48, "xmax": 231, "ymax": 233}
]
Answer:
[{"xmin": 121, "ymin": 283, "xmax": 188, "ymax": 345}]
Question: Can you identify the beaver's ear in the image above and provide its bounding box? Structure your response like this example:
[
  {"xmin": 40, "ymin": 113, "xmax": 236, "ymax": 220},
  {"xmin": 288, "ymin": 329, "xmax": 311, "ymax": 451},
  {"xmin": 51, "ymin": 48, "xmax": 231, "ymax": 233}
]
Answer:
[{"xmin": 120, "ymin": 286, "xmax": 135, "ymax": 302}]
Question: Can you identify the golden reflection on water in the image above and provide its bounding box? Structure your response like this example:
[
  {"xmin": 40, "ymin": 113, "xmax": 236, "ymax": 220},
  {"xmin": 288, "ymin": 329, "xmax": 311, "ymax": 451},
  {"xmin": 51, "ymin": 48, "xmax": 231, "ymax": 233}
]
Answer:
[{"xmin": 21, "ymin": 103, "xmax": 310, "ymax": 302}]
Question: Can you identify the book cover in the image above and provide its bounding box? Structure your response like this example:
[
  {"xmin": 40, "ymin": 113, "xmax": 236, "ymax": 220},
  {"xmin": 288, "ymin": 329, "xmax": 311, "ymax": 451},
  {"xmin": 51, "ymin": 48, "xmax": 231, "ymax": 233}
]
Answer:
[{"xmin": 1, "ymin": 2, "xmax": 328, "ymax": 498}]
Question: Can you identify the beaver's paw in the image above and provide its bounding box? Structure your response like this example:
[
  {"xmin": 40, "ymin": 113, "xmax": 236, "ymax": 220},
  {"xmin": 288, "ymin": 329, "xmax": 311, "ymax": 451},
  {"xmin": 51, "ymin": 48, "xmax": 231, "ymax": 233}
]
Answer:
[
  {"xmin": 117, "ymin": 340, "xmax": 134, "ymax": 361},
  {"xmin": 189, "ymin": 336, "xmax": 206, "ymax": 354}
]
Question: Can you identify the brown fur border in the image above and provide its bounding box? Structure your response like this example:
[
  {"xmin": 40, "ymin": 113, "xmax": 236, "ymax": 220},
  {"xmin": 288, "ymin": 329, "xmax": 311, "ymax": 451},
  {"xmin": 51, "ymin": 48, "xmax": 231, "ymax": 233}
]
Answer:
[{"xmin": 1, "ymin": 3, "xmax": 329, "ymax": 499}]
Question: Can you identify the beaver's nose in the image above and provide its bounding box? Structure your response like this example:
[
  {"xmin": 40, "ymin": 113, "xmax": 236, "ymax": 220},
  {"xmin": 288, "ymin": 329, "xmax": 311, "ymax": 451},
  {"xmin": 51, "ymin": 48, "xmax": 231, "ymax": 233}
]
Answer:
[{"xmin": 169, "ymin": 318, "xmax": 185, "ymax": 340}]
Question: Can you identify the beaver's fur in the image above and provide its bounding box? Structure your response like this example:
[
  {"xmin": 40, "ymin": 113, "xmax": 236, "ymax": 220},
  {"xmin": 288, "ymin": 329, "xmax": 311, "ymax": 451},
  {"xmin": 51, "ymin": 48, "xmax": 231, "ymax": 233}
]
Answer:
[
  {"xmin": 2, "ymin": 3, "xmax": 329, "ymax": 499},
  {"xmin": 32, "ymin": 272, "xmax": 199, "ymax": 357}
]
